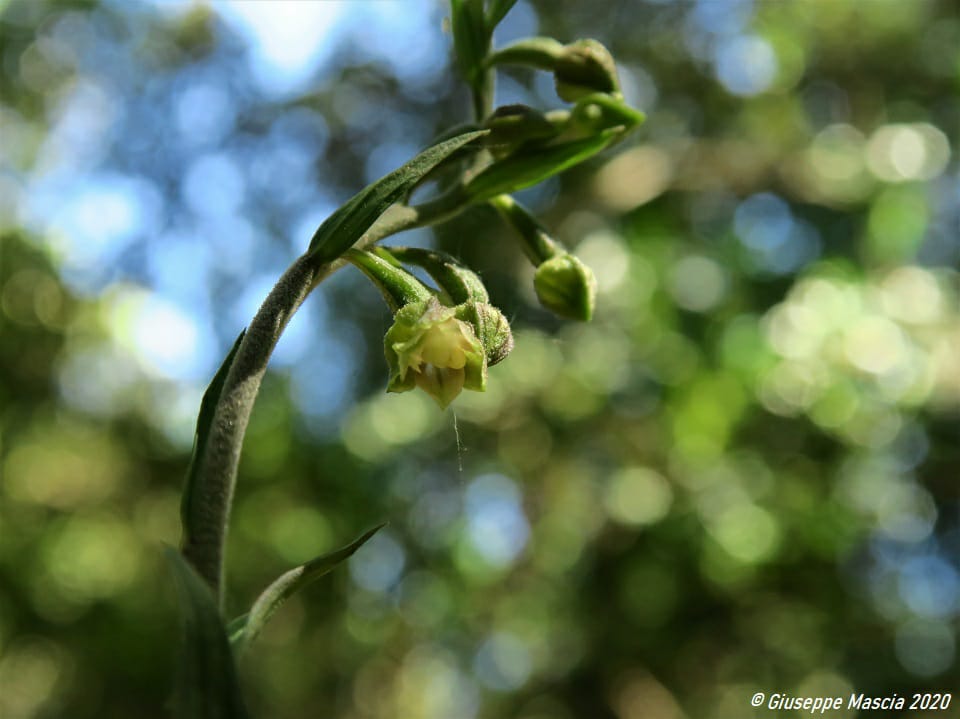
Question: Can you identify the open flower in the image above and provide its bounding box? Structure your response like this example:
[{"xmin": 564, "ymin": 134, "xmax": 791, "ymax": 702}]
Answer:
[{"xmin": 385, "ymin": 297, "xmax": 486, "ymax": 408}]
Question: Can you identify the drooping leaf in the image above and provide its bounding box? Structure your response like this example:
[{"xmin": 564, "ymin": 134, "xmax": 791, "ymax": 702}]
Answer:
[
  {"xmin": 231, "ymin": 524, "xmax": 385, "ymax": 652},
  {"xmin": 166, "ymin": 548, "xmax": 250, "ymax": 719},
  {"xmin": 463, "ymin": 128, "xmax": 622, "ymax": 203},
  {"xmin": 307, "ymin": 132, "xmax": 487, "ymax": 264},
  {"xmin": 180, "ymin": 330, "xmax": 245, "ymax": 554}
]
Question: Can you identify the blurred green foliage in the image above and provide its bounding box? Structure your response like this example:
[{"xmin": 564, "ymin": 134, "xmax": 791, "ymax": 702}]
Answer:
[{"xmin": 1, "ymin": 1, "xmax": 959, "ymax": 718}]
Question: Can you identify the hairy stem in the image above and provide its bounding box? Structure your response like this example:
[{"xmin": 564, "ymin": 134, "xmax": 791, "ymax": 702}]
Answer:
[{"xmin": 181, "ymin": 189, "xmax": 472, "ymax": 607}]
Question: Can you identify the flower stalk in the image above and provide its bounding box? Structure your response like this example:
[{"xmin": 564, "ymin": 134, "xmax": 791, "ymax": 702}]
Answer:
[{"xmin": 181, "ymin": 182, "xmax": 483, "ymax": 603}]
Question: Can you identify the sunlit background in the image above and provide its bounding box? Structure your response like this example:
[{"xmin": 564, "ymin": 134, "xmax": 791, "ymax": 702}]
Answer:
[{"xmin": 1, "ymin": 0, "xmax": 958, "ymax": 717}]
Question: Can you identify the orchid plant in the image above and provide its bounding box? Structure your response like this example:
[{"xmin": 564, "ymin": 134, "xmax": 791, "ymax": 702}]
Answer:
[{"xmin": 169, "ymin": 1, "xmax": 643, "ymax": 715}]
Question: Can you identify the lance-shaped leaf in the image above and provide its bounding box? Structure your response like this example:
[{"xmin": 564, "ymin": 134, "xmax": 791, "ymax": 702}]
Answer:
[
  {"xmin": 463, "ymin": 127, "xmax": 621, "ymax": 204},
  {"xmin": 180, "ymin": 331, "xmax": 245, "ymax": 557},
  {"xmin": 485, "ymin": 0, "xmax": 520, "ymax": 32},
  {"xmin": 307, "ymin": 130, "xmax": 487, "ymax": 263},
  {"xmin": 450, "ymin": 0, "xmax": 488, "ymax": 85},
  {"xmin": 232, "ymin": 525, "xmax": 385, "ymax": 653},
  {"xmin": 166, "ymin": 549, "xmax": 250, "ymax": 719}
]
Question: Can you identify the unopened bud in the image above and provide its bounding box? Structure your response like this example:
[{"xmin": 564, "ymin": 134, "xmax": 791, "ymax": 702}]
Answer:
[
  {"xmin": 456, "ymin": 301, "xmax": 514, "ymax": 366},
  {"xmin": 484, "ymin": 105, "xmax": 558, "ymax": 157},
  {"xmin": 554, "ymin": 39, "xmax": 620, "ymax": 102},
  {"xmin": 567, "ymin": 92, "xmax": 645, "ymax": 136},
  {"xmin": 485, "ymin": 36, "xmax": 565, "ymax": 71},
  {"xmin": 534, "ymin": 253, "xmax": 597, "ymax": 321}
]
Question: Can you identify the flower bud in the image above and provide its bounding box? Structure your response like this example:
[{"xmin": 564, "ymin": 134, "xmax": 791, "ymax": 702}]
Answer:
[
  {"xmin": 554, "ymin": 39, "xmax": 620, "ymax": 102},
  {"xmin": 456, "ymin": 301, "xmax": 514, "ymax": 366},
  {"xmin": 385, "ymin": 297, "xmax": 487, "ymax": 409},
  {"xmin": 485, "ymin": 36, "xmax": 565, "ymax": 71},
  {"xmin": 567, "ymin": 92, "xmax": 645, "ymax": 137},
  {"xmin": 483, "ymin": 104, "xmax": 559, "ymax": 158},
  {"xmin": 533, "ymin": 252, "xmax": 597, "ymax": 321}
]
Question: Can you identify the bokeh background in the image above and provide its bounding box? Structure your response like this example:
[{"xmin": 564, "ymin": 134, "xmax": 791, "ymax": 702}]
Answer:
[{"xmin": 1, "ymin": 0, "xmax": 959, "ymax": 717}]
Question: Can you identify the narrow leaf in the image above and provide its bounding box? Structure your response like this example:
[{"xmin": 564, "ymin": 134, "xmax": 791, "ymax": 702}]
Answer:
[
  {"xmin": 308, "ymin": 131, "xmax": 488, "ymax": 264},
  {"xmin": 180, "ymin": 331, "xmax": 245, "ymax": 551},
  {"xmin": 485, "ymin": 0, "xmax": 519, "ymax": 31},
  {"xmin": 464, "ymin": 128, "xmax": 621, "ymax": 203},
  {"xmin": 166, "ymin": 549, "xmax": 250, "ymax": 719},
  {"xmin": 450, "ymin": 0, "xmax": 488, "ymax": 84},
  {"xmin": 233, "ymin": 524, "xmax": 385, "ymax": 652}
]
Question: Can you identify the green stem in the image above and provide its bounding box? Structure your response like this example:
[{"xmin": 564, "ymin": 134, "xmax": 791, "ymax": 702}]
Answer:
[{"xmin": 181, "ymin": 188, "xmax": 473, "ymax": 607}]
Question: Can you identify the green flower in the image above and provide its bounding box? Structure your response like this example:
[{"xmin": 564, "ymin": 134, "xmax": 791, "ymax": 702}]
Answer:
[
  {"xmin": 385, "ymin": 246, "xmax": 514, "ymax": 368},
  {"xmin": 385, "ymin": 297, "xmax": 487, "ymax": 408}
]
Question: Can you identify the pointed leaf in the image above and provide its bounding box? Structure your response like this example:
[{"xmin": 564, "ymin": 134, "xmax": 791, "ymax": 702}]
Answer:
[
  {"xmin": 233, "ymin": 524, "xmax": 385, "ymax": 652},
  {"xmin": 166, "ymin": 549, "xmax": 250, "ymax": 719},
  {"xmin": 180, "ymin": 331, "xmax": 245, "ymax": 553},
  {"xmin": 485, "ymin": 0, "xmax": 519, "ymax": 31},
  {"xmin": 450, "ymin": 0, "xmax": 488, "ymax": 84},
  {"xmin": 464, "ymin": 128, "xmax": 621, "ymax": 203},
  {"xmin": 307, "ymin": 131, "xmax": 487, "ymax": 263}
]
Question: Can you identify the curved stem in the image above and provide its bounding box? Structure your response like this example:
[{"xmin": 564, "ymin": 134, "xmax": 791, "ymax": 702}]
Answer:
[
  {"xmin": 181, "ymin": 189, "xmax": 473, "ymax": 607},
  {"xmin": 181, "ymin": 253, "xmax": 318, "ymax": 605}
]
